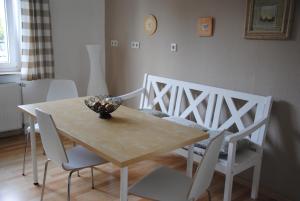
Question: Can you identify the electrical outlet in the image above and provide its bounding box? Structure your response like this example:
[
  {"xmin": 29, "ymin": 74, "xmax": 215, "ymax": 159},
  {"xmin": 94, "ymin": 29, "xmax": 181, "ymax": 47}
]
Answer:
[
  {"xmin": 131, "ymin": 41, "xmax": 140, "ymax": 49},
  {"xmin": 171, "ymin": 43, "xmax": 177, "ymax": 52},
  {"xmin": 111, "ymin": 40, "xmax": 119, "ymax": 47},
  {"xmin": 135, "ymin": 42, "xmax": 140, "ymax": 49},
  {"xmin": 131, "ymin": 42, "xmax": 135, "ymax": 48}
]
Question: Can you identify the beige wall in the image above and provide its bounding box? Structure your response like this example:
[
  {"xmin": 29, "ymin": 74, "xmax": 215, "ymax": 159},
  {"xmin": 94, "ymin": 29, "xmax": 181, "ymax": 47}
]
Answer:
[
  {"xmin": 106, "ymin": 0, "xmax": 300, "ymax": 200},
  {"xmin": 51, "ymin": 0, "xmax": 105, "ymax": 96}
]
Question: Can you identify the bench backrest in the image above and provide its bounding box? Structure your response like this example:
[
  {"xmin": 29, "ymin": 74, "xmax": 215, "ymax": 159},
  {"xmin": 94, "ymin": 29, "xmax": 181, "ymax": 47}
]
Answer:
[
  {"xmin": 139, "ymin": 74, "xmax": 178, "ymax": 116},
  {"xmin": 174, "ymin": 81, "xmax": 217, "ymax": 129},
  {"xmin": 210, "ymin": 88, "xmax": 272, "ymax": 146},
  {"xmin": 140, "ymin": 74, "xmax": 272, "ymax": 146}
]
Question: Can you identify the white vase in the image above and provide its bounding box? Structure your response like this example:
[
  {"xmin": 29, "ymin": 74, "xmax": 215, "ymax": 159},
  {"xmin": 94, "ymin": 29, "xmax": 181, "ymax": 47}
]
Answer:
[{"xmin": 86, "ymin": 44, "xmax": 108, "ymax": 96}]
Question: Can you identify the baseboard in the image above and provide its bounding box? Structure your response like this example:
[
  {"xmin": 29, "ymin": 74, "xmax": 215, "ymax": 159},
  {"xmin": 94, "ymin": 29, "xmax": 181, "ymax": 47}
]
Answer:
[
  {"xmin": 235, "ymin": 175, "xmax": 291, "ymax": 201},
  {"xmin": 0, "ymin": 129, "xmax": 24, "ymax": 138}
]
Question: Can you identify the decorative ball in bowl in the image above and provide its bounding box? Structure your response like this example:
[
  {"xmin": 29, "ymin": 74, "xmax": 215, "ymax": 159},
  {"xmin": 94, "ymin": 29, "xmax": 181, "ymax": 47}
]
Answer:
[{"xmin": 84, "ymin": 95, "xmax": 122, "ymax": 119}]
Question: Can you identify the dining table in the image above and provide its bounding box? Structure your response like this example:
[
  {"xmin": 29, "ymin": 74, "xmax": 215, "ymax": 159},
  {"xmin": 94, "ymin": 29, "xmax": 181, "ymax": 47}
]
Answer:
[{"xmin": 18, "ymin": 97, "xmax": 208, "ymax": 201}]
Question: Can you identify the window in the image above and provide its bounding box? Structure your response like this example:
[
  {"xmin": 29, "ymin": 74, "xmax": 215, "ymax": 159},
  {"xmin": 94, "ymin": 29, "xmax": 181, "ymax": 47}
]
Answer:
[
  {"xmin": 0, "ymin": 0, "xmax": 20, "ymax": 72},
  {"xmin": 0, "ymin": 0, "xmax": 8, "ymax": 63}
]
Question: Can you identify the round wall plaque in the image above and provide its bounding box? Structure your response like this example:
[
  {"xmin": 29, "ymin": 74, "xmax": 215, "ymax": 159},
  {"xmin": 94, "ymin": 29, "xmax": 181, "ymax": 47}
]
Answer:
[{"xmin": 144, "ymin": 15, "xmax": 157, "ymax": 36}]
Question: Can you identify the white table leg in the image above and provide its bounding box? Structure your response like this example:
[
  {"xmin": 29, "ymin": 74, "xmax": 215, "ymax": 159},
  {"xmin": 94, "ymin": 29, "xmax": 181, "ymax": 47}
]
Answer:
[
  {"xmin": 29, "ymin": 116, "xmax": 38, "ymax": 185},
  {"xmin": 120, "ymin": 167, "xmax": 128, "ymax": 201},
  {"xmin": 187, "ymin": 144, "xmax": 194, "ymax": 178}
]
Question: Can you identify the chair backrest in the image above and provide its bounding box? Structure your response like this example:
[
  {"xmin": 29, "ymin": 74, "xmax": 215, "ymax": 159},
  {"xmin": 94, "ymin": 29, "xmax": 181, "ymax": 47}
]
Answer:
[
  {"xmin": 139, "ymin": 74, "xmax": 178, "ymax": 116},
  {"xmin": 188, "ymin": 131, "xmax": 225, "ymax": 200},
  {"xmin": 35, "ymin": 109, "xmax": 68, "ymax": 165},
  {"xmin": 46, "ymin": 80, "xmax": 78, "ymax": 101}
]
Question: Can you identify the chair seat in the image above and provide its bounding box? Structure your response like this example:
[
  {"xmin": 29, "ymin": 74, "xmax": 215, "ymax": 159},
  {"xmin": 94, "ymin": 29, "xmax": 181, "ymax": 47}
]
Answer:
[
  {"xmin": 26, "ymin": 123, "xmax": 40, "ymax": 133},
  {"xmin": 218, "ymin": 148, "xmax": 259, "ymax": 167},
  {"xmin": 192, "ymin": 145, "xmax": 259, "ymax": 166},
  {"xmin": 129, "ymin": 166, "xmax": 192, "ymax": 201},
  {"xmin": 62, "ymin": 146, "xmax": 107, "ymax": 170}
]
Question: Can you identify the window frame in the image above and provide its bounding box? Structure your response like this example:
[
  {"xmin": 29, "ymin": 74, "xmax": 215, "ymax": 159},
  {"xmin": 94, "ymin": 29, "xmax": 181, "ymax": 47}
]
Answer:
[{"xmin": 0, "ymin": 0, "xmax": 20, "ymax": 72}]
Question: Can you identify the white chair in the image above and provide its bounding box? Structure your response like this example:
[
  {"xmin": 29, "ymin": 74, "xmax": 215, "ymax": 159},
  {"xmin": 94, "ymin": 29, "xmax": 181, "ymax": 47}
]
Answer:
[
  {"xmin": 35, "ymin": 109, "xmax": 107, "ymax": 201},
  {"xmin": 46, "ymin": 80, "xmax": 78, "ymax": 101},
  {"xmin": 129, "ymin": 131, "xmax": 225, "ymax": 201},
  {"xmin": 22, "ymin": 80, "xmax": 79, "ymax": 176}
]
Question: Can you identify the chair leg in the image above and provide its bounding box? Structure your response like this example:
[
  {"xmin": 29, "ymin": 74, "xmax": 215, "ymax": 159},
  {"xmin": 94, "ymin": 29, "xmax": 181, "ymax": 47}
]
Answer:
[
  {"xmin": 68, "ymin": 170, "xmax": 75, "ymax": 201},
  {"xmin": 251, "ymin": 161, "xmax": 262, "ymax": 199},
  {"xmin": 91, "ymin": 167, "xmax": 95, "ymax": 189},
  {"xmin": 41, "ymin": 160, "xmax": 50, "ymax": 201},
  {"xmin": 22, "ymin": 133, "xmax": 30, "ymax": 176},
  {"xmin": 72, "ymin": 143, "xmax": 79, "ymax": 177},
  {"xmin": 207, "ymin": 190, "xmax": 212, "ymax": 201},
  {"xmin": 223, "ymin": 173, "xmax": 234, "ymax": 201}
]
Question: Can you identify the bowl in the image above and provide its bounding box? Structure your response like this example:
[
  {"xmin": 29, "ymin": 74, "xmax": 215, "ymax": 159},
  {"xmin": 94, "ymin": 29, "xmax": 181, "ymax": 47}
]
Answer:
[{"xmin": 84, "ymin": 95, "xmax": 122, "ymax": 119}]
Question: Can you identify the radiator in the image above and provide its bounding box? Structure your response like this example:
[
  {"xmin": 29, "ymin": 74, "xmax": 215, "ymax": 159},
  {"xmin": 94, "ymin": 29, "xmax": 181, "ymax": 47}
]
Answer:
[{"xmin": 0, "ymin": 83, "xmax": 23, "ymax": 133}]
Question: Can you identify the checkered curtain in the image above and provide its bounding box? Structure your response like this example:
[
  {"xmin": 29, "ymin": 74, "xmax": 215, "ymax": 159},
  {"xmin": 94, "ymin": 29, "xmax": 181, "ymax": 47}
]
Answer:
[{"xmin": 20, "ymin": 0, "xmax": 55, "ymax": 81}]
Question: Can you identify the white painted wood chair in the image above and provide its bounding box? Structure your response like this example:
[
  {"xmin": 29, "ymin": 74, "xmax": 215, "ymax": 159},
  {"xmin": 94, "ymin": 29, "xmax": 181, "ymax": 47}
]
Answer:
[{"xmin": 117, "ymin": 74, "xmax": 273, "ymax": 201}]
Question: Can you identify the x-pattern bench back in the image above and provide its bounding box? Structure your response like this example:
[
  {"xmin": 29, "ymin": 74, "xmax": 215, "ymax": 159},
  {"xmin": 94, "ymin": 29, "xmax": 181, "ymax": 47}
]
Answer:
[{"xmin": 139, "ymin": 74, "xmax": 272, "ymax": 146}]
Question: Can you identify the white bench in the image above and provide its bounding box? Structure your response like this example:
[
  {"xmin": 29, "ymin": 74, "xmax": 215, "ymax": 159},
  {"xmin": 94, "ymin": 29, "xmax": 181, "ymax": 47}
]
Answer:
[{"xmin": 119, "ymin": 74, "xmax": 272, "ymax": 201}]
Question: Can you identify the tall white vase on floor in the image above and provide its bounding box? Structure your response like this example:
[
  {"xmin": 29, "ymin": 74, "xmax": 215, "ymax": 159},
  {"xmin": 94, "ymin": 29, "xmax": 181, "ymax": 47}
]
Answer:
[{"xmin": 86, "ymin": 44, "xmax": 108, "ymax": 96}]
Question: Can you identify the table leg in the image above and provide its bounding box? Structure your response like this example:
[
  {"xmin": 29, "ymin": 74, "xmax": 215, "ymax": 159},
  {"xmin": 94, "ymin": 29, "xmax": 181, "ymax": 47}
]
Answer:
[
  {"xmin": 29, "ymin": 116, "xmax": 38, "ymax": 185},
  {"xmin": 187, "ymin": 144, "xmax": 194, "ymax": 178},
  {"xmin": 120, "ymin": 167, "xmax": 128, "ymax": 201}
]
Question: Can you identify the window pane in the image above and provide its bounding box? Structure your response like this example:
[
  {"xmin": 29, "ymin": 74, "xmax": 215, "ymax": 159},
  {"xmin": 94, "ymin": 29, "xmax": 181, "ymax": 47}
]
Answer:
[{"xmin": 0, "ymin": 0, "xmax": 9, "ymax": 63}]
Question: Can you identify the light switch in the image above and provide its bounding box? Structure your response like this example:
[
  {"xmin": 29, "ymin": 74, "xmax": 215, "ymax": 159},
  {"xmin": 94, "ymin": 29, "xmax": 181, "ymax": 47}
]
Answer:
[{"xmin": 171, "ymin": 43, "xmax": 177, "ymax": 52}]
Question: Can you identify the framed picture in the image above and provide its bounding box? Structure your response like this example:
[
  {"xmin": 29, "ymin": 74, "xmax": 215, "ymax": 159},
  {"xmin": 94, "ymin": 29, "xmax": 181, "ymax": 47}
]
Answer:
[
  {"xmin": 197, "ymin": 17, "xmax": 214, "ymax": 37},
  {"xmin": 245, "ymin": 0, "xmax": 294, "ymax": 40}
]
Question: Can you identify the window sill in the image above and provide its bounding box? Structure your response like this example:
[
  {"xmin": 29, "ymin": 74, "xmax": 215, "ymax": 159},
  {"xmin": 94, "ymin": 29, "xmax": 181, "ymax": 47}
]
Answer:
[{"xmin": 0, "ymin": 71, "xmax": 21, "ymax": 76}]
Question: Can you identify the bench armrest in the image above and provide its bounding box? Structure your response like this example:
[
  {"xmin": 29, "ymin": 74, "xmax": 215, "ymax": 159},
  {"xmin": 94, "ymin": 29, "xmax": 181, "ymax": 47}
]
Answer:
[
  {"xmin": 116, "ymin": 88, "xmax": 145, "ymax": 101},
  {"xmin": 225, "ymin": 117, "xmax": 269, "ymax": 143}
]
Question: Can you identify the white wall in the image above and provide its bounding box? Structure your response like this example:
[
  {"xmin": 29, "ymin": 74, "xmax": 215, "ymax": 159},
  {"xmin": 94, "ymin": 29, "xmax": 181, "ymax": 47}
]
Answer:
[{"xmin": 50, "ymin": 0, "xmax": 106, "ymax": 96}]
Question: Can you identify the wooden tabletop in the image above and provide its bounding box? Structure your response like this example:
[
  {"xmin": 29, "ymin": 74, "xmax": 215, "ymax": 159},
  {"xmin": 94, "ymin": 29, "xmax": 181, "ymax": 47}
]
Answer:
[{"xmin": 18, "ymin": 97, "xmax": 208, "ymax": 167}]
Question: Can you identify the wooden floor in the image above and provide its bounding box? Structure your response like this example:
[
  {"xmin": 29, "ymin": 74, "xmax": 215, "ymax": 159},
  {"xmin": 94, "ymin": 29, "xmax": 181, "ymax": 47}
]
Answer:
[{"xmin": 0, "ymin": 135, "xmax": 276, "ymax": 201}]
